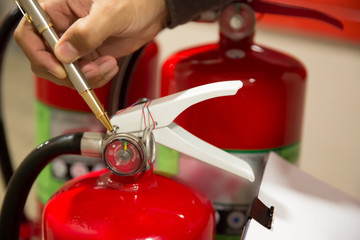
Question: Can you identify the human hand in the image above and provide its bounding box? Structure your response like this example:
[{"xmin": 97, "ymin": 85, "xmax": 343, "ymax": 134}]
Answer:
[{"xmin": 14, "ymin": 0, "xmax": 169, "ymax": 88}]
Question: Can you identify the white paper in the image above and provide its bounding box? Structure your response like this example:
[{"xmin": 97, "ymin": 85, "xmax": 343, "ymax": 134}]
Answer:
[{"xmin": 244, "ymin": 152, "xmax": 360, "ymax": 240}]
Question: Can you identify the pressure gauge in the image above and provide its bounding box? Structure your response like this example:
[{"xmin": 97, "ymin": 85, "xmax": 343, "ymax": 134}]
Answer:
[{"xmin": 103, "ymin": 134, "xmax": 146, "ymax": 176}]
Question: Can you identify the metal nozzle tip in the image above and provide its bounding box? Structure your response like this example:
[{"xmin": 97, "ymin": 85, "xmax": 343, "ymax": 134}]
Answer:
[{"xmin": 98, "ymin": 113, "xmax": 114, "ymax": 133}]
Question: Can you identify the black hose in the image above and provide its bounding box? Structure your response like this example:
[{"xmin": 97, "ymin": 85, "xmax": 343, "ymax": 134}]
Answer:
[
  {"xmin": 0, "ymin": 132, "xmax": 84, "ymax": 240},
  {"xmin": 118, "ymin": 46, "xmax": 146, "ymax": 109},
  {"xmin": 0, "ymin": 7, "xmax": 22, "ymax": 186},
  {"xmin": 108, "ymin": 46, "xmax": 146, "ymax": 115}
]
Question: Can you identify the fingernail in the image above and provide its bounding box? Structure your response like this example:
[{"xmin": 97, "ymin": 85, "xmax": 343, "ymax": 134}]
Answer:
[
  {"xmin": 99, "ymin": 60, "xmax": 116, "ymax": 75},
  {"xmin": 48, "ymin": 65, "xmax": 67, "ymax": 79},
  {"xmin": 83, "ymin": 69, "xmax": 98, "ymax": 80},
  {"xmin": 104, "ymin": 66, "xmax": 119, "ymax": 80},
  {"xmin": 56, "ymin": 41, "xmax": 79, "ymax": 62}
]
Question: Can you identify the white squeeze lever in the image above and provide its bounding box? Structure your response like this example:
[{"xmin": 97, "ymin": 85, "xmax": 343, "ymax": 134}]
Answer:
[{"xmin": 110, "ymin": 81, "xmax": 255, "ymax": 182}]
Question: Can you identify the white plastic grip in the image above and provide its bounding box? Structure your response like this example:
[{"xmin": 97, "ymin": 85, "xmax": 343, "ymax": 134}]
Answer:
[
  {"xmin": 155, "ymin": 123, "xmax": 255, "ymax": 182},
  {"xmin": 111, "ymin": 81, "xmax": 243, "ymax": 133}
]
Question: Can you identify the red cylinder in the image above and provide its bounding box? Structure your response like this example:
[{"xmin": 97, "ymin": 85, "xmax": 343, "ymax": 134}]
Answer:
[
  {"xmin": 162, "ymin": 36, "xmax": 306, "ymax": 151},
  {"xmin": 43, "ymin": 169, "xmax": 215, "ymax": 240},
  {"xmin": 159, "ymin": 4, "xmax": 306, "ymax": 238}
]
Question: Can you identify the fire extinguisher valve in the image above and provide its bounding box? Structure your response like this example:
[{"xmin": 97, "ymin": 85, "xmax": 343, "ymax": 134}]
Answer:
[
  {"xmin": 79, "ymin": 81, "xmax": 255, "ymax": 181},
  {"xmin": 109, "ymin": 81, "xmax": 255, "ymax": 182}
]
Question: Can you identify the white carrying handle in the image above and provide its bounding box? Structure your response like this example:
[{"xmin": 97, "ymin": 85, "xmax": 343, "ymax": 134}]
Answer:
[
  {"xmin": 155, "ymin": 123, "xmax": 255, "ymax": 182},
  {"xmin": 111, "ymin": 81, "xmax": 243, "ymax": 133}
]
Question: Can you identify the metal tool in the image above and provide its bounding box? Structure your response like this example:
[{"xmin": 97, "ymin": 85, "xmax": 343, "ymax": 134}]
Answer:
[{"xmin": 15, "ymin": 0, "xmax": 114, "ymax": 132}]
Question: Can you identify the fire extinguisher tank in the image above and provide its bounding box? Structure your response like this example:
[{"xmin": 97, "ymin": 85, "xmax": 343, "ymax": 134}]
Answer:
[
  {"xmin": 162, "ymin": 5, "xmax": 306, "ymax": 151},
  {"xmin": 43, "ymin": 169, "xmax": 215, "ymax": 240},
  {"xmin": 160, "ymin": 3, "xmax": 307, "ymax": 237}
]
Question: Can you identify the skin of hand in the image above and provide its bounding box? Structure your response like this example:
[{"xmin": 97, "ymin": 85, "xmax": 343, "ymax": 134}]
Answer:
[{"xmin": 14, "ymin": 0, "xmax": 169, "ymax": 88}]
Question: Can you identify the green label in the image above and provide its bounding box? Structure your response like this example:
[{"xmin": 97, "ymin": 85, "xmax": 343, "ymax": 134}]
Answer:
[
  {"xmin": 37, "ymin": 165, "xmax": 67, "ymax": 204},
  {"xmin": 156, "ymin": 145, "xmax": 180, "ymax": 175},
  {"xmin": 215, "ymin": 235, "xmax": 241, "ymax": 240},
  {"xmin": 278, "ymin": 142, "xmax": 300, "ymax": 164},
  {"xmin": 35, "ymin": 102, "xmax": 66, "ymax": 203},
  {"xmin": 35, "ymin": 101, "xmax": 50, "ymax": 145}
]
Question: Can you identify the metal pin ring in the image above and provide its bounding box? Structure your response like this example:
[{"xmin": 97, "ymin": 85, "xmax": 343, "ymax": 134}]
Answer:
[{"xmin": 143, "ymin": 127, "xmax": 156, "ymax": 164}]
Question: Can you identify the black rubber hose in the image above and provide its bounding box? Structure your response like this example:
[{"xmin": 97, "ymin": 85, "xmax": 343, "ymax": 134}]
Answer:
[
  {"xmin": 0, "ymin": 7, "xmax": 22, "ymax": 186},
  {"xmin": 0, "ymin": 132, "xmax": 84, "ymax": 240},
  {"xmin": 118, "ymin": 46, "xmax": 146, "ymax": 109},
  {"xmin": 108, "ymin": 46, "xmax": 146, "ymax": 115}
]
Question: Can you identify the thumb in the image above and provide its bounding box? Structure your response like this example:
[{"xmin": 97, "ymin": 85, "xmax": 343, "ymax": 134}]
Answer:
[{"xmin": 54, "ymin": 6, "xmax": 112, "ymax": 63}]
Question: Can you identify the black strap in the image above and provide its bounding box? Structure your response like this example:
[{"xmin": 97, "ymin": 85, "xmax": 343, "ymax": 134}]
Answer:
[{"xmin": 247, "ymin": 197, "xmax": 274, "ymax": 229}]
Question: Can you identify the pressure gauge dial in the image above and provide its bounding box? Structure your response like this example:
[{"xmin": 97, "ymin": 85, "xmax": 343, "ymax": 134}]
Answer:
[{"xmin": 103, "ymin": 134, "xmax": 146, "ymax": 176}]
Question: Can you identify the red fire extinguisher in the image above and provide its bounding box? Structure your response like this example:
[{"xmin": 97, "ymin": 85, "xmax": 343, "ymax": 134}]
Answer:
[
  {"xmin": 0, "ymin": 82, "xmax": 256, "ymax": 240},
  {"xmin": 34, "ymin": 42, "xmax": 159, "ymax": 234},
  {"xmin": 159, "ymin": 1, "xmax": 342, "ymax": 238}
]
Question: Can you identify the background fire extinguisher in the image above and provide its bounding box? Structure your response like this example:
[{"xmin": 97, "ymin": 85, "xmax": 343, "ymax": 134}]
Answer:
[
  {"xmin": 34, "ymin": 41, "xmax": 160, "ymax": 231},
  {"xmin": 158, "ymin": 1, "xmax": 342, "ymax": 239}
]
